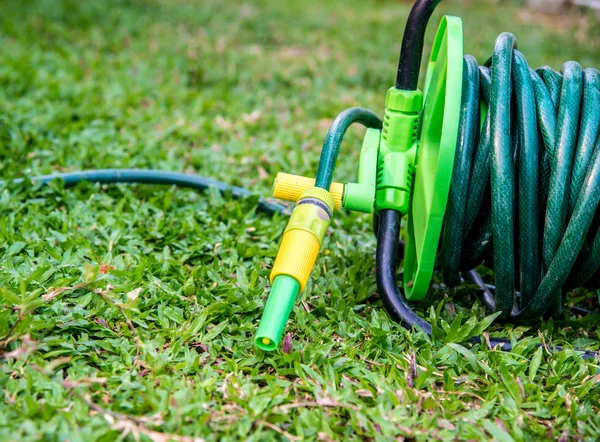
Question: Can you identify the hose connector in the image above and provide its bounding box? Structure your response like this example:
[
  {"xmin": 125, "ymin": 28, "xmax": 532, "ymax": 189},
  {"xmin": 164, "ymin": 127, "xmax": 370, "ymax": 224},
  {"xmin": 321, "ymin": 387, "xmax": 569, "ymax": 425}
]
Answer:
[
  {"xmin": 271, "ymin": 187, "xmax": 334, "ymax": 290},
  {"xmin": 273, "ymin": 173, "xmax": 344, "ymax": 211},
  {"xmin": 255, "ymin": 187, "xmax": 334, "ymax": 351}
]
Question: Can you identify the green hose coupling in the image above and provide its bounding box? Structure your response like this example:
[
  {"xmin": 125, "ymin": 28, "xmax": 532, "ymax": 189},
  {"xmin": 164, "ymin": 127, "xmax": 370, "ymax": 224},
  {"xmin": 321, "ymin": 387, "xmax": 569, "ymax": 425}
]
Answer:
[
  {"xmin": 255, "ymin": 187, "xmax": 335, "ymax": 351},
  {"xmin": 343, "ymin": 128, "xmax": 380, "ymax": 213},
  {"xmin": 374, "ymin": 87, "xmax": 423, "ymax": 214}
]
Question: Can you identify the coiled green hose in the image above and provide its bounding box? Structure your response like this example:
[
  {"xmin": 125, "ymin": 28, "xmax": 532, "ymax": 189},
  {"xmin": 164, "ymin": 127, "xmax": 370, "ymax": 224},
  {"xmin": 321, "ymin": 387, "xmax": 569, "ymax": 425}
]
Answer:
[{"xmin": 440, "ymin": 32, "xmax": 600, "ymax": 322}]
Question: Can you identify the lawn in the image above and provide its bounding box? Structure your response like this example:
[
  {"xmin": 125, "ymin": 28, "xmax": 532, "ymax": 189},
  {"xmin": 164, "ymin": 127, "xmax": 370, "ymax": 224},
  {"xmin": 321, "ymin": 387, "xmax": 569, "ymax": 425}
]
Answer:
[{"xmin": 1, "ymin": 0, "xmax": 599, "ymax": 440}]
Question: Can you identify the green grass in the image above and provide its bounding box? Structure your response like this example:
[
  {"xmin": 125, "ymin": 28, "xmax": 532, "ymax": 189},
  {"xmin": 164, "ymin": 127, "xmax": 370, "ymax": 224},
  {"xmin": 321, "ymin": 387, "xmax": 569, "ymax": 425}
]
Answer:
[{"xmin": 1, "ymin": 0, "xmax": 600, "ymax": 440}]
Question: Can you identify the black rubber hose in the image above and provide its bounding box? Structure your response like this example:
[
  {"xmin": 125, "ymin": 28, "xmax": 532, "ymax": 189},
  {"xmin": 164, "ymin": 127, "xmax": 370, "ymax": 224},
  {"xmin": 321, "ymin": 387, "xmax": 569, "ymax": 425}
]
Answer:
[
  {"xmin": 376, "ymin": 209, "xmax": 432, "ymax": 333},
  {"xmin": 396, "ymin": 0, "xmax": 442, "ymax": 90}
]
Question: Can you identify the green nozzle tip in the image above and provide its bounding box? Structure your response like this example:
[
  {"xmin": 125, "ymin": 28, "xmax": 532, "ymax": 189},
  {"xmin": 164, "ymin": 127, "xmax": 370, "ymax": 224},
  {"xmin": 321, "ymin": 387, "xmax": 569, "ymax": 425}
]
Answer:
[{"xmin": 255, "ymin": 275, "xmax": 300, "ymax": 351}]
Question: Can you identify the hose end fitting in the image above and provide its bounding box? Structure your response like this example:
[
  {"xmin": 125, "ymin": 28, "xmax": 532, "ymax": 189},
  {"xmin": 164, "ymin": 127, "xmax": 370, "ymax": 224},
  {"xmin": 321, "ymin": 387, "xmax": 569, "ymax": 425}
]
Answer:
[
  {"xmin": 255, "ymin": 275, "xmax": 300, "ymax": 351},
  {"xmin": 255, "ymin": 187, "xmax": 334, "ymax": 351}
]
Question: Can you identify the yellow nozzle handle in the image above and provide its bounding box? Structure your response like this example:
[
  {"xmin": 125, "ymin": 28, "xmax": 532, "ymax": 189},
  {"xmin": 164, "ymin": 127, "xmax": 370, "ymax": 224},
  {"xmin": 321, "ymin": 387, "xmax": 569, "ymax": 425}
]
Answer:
[
  {"xmin": 270, "ymin": 187, "xmax": 335, "ymax": 291},
  {"xmin": 257, "ymin": 187, "xmax": 334, "ymax": 351},
  {"xmin": 270, "ymin": 229, "xmax": 320, "ymax": 292},
  {"xmin": 273, "ymin": 173, "xmax": 343, "ymax": 211}
]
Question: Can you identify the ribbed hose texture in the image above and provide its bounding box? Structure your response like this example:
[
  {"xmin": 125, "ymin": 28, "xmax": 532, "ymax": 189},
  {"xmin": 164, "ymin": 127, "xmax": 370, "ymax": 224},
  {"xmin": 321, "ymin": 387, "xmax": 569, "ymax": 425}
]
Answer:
[{"xmin": 440, "ymin": 33, "xmax": 600, "ymax": 322}]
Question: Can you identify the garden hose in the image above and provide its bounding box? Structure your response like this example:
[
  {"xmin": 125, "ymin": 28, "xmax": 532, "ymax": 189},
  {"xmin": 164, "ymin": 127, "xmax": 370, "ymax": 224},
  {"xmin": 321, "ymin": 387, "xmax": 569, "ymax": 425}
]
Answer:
[
  {"xmin": 315, "ymin": 108, "xmax": 383, "ymax": 189},
  {"xmin": 257, "ymin": 0, "xmax": 600, "ymax": 358},
  {"xmin": 373, "ymin": 2, "xmax": 600, "ymax": 352},
  {"xmin": 440, "ymin": 40, "xmax": 600, "ymax": 322},
  {"xmin": 11, "ymin": 169, "xmax": 287, "ymax": 216},
  {"xmin": 316, "ymin": 47, "xmax": 600, "ymax": 353},
  {"xmin": 5, "ymin": 0, "xmax": 599, "ymax": 359}
]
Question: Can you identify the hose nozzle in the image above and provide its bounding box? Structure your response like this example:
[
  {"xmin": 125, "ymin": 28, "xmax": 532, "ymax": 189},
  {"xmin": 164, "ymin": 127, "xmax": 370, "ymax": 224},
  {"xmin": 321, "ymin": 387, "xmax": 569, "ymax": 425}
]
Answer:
[
  {"xmin": 255, "ymin": 275, "xmax": 300, "ymax": 351},
  {"xmin": 255, "ymin": 187, "xmax": 335, "ymax": 351}
]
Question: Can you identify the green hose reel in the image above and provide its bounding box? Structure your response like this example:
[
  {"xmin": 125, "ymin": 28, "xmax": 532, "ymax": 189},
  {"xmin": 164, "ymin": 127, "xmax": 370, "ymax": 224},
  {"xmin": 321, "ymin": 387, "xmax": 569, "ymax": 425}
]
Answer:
[
  {"xmin": 402, "ymin": 16, "xmax": 463, "ymax": 300},
  {"xmin": 259, "ymin": 1, "xmax": 600, "ymax": 353}
]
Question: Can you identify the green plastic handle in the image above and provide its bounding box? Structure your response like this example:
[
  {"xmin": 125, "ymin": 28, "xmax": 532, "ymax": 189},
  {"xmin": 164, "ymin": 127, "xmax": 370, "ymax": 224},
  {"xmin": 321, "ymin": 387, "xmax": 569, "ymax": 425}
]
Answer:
[{"xmin": 255, "ymin": 275, "xmax": 300, "ymax": 351}]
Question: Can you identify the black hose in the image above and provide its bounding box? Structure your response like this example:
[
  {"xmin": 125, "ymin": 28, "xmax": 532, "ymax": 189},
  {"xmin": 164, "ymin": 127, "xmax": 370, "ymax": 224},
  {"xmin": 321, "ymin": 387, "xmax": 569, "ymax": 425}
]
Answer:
[
  {"xmin": 376, "ymin": 209, "xmax": 432, "ymax": 333},
  {"xmin": 396, "ymin": 0, "xmax": 442, "ymax": 90}
]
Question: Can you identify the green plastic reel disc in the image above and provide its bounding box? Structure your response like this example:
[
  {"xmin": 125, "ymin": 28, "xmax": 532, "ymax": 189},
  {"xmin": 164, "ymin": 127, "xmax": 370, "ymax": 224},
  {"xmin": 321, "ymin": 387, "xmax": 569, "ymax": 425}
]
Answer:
[{"xmin": 403, "ymin": 16, "xmax": 464, "ymax": 301}]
